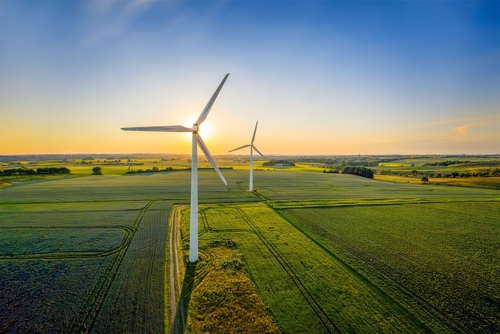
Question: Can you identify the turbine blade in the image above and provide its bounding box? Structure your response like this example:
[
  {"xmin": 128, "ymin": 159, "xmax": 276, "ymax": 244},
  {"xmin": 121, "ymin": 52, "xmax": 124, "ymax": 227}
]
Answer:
[
  {"xmin": 253, "ymin": 146, "xmax": 266, "ymax": 159},
  {"xmin": 228, "ymin": 144, "xmax": 251, "ymax": 152},
  {"xmin": 196, "ymin": 134, "xmax": 227, "ymax": 186},
  {"xmin": 121, "ymin": 125, "xmax": 193, "ymax": 132},
  {"xmin": 196, "ymin": 73, "xmax": 230, "ymax": 125},
  {"xmin": 251, "ymin": 121, "xmax": 259, "ymax": 144}
]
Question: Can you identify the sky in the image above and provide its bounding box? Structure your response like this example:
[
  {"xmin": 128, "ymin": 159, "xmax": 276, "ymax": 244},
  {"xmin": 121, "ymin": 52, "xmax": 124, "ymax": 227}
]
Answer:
[{"xmin": 0, "ymin": 0, "xmax": 499, "ymax": 155}]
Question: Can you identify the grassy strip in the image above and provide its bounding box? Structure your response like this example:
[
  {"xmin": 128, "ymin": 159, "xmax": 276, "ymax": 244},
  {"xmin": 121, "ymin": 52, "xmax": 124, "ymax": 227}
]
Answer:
[
  {"xmin": 177, "ymin": 208, "xmax": 281, "ymax": 333},
  {"xmin": 186, "ymin": 243, "xmax": 281, "ymax": 333}
]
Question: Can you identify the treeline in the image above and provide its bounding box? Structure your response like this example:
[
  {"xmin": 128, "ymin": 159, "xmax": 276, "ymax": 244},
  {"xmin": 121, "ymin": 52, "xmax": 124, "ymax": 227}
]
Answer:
[
  {"xmin": 126, "ymin": 166, "xmax": 182, "ymax": 174},
  {"xmin": 381, "ymin": 168, "xmax": 500, "ymax": 178},
  {"xmin": 322, "ymin": 159, "xmax": 381, "ymax": 170},
  {"xmin": 427, "ymin": 168, "xmax": 500, "ymax": 178},
  {"xmin": 341, "ymin": 166, "xmax": 374, "ymax": 178},
  {"xmin": 125, "ymin": 166, "xmax": 233, "ymax": 174},
  {"xmin": 422, "ymin": 160, "xmax": 471, "ymax": 166},
  {"xmin": 262, "ymin": 160, "xmax": 295, "ymax": 166},
  {"xmin": 0, "ymin": 167, "xmax": 71, "ymax": 176},
  {"xmin": 323, "ymin": 166, "xmax": 374, "ymax": 179}
]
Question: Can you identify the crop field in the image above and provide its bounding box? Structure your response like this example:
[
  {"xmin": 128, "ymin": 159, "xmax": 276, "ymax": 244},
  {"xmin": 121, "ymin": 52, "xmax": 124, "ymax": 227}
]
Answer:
[
  {"xmin": 0, "ymin": 199, "xmax": 177, "ymax": 333},
  {"xmin": 1, "ymin": 158, "xmax": 499, "ymax": 333},
  {"xmin": 0, "ymin": 201, "xmax": 155, "ymax": 332},
  {"xmin": 0, "ymin": 169, "xmax": 256, "ymax": 204},
  {"xmin": 374, "ymin": 157, "xmax": 500, "ymax": 187},
  {"xmin": 279, "ymin": 202, "xmax": 500, "ymax": 333},
  {"xmin": 177, "ymin": 198, "xmax": 499, "ymax": 333},
  {"xmin": 0, "ymin": 169, "xmax": 257, "ymax": 333},
  {"xmin": 376, "ymin": 174, "xmax": 500, "ymax": 190},
  {"xmin": 249, "ymin": 170, "xmax": 499, "ymax": 201}
]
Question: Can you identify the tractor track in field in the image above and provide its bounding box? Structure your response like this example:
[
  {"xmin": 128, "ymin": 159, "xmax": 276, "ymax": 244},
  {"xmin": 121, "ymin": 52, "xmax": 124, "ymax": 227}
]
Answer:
[
  {"xmin": 199, "ymin": 208, "xmax": 210, "ymax": 232},
  {"xmin": 236, "ymin": 207, "xmax": 341, "ymax": 334},
  {"xmin": 71, "ymin": 201, "xmax": 155, "ymax": 333}
]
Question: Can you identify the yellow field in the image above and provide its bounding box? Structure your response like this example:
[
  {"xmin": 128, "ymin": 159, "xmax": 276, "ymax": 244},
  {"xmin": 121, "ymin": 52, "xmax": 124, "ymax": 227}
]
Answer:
[{"xmin": 375, "ymin": 175, "xmax": 500, "ymax": 189}]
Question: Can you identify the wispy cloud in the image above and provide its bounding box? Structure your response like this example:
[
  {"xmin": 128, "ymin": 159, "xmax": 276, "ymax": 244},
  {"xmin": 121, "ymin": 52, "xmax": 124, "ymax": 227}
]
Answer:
[
  {"xmin": 411, "ymin": 115, "xmax": 498, "ymax": 130},
  {"xmin": 454, "ymin": 121, "xmax": 500, "ymax": 135}
]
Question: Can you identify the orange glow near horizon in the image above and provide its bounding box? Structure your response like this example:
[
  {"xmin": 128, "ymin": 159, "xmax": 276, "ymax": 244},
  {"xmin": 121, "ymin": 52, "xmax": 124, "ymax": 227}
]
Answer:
[{"xmin": 1, "ymin": 115, "xmax": 499, "ymax": 156}]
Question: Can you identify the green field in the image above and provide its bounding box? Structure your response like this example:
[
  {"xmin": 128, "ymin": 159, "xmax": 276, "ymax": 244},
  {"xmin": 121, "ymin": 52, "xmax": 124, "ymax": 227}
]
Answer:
[{"xmin": 0, "ymin": 158, "xmax": 499, "ymax": 333}]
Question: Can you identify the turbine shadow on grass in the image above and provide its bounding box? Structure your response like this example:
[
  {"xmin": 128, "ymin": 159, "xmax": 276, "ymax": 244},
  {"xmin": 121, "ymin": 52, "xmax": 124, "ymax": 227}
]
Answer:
[{"xmin": 172, "ymin": 262, "xmax": 197, "ymax": 334}]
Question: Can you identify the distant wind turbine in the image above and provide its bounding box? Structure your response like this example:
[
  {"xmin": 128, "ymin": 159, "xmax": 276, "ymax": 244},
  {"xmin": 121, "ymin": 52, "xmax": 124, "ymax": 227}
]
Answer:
[
  {"xmin": 122, "ymin": 73, "xmax": 229, "ymax": 262},
  {"xmin": 229, "ymin": 121, "xmax": 266, "ymax": 192}
]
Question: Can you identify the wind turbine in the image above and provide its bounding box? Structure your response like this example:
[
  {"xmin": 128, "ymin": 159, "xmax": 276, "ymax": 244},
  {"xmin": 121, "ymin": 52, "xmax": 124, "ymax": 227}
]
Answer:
[
  {"xmin": 229, "ymin": 121, "xmax": 266, "ymax": 192},
  {"xmin": 122, "ymin": 73, "xmax": 229, "ymax": 263}
]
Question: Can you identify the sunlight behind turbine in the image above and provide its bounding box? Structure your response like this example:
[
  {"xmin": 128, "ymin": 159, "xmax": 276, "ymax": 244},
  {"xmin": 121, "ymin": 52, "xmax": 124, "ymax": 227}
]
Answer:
[{"xmin": 121, "ymin": 73, "xmax": 230, "ymax": 262}]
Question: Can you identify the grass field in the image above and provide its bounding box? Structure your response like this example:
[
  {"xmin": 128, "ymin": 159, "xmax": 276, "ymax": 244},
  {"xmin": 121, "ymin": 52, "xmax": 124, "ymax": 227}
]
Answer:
[
  {"xmin": 279, "ymin": 202, "xmax": 500, "ymax": 333},
  {"xmin": 376, "ymin": 174, "xmax": 500, "ymax": 190},
  {"xmin": 1, "ymin": 157, "xmax": 499, "ymax": 333},
  {"xmin": 176, "ymin": 199, "xmax": 499, "ymax": 333}
]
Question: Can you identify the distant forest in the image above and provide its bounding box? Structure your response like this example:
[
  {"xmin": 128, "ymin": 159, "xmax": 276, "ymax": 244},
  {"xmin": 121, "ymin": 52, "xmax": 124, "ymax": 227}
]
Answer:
[
  {"xmin": 262, "ymin": 160, "xmax": 296, "ymax": 166},
  {"xmin": 324, "ymin": 166, "xmax": 374, "ymax": 179},
  {"xmin": 0, "ymin": 167, "xmax": 70, "ymax": 176}
]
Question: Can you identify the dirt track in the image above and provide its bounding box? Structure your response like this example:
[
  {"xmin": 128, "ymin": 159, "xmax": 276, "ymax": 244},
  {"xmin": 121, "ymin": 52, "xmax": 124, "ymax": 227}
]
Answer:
[{"xmin": 169, "ymin": 205, "xmax": 185, "ymax": 334}]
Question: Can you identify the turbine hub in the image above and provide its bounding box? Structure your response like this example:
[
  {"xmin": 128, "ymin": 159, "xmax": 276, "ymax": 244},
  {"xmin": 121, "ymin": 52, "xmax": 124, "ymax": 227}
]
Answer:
[{"xmin": 193, "ymin": 124, "xmax": 199, "ymax": 133}]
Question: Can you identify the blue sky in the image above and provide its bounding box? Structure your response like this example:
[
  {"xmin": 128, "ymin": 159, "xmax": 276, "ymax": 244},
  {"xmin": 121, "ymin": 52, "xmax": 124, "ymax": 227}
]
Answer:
[{"xmin": 1, "ymin": 0, "xmax": 499, "ymax": 154}]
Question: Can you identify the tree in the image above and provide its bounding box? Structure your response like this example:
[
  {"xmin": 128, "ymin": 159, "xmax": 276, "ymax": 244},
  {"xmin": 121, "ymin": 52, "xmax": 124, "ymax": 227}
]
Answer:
[
  {"xmin": 341, "ymin": 166, "xmax": 373, "ymax": 179},
  {"xmin": 92, "ymin": 167, "xmax": 102, "ymax": 175},
  {"xmin": 421, "ymin": 176, "xmax": 429, "ymax": 184}
]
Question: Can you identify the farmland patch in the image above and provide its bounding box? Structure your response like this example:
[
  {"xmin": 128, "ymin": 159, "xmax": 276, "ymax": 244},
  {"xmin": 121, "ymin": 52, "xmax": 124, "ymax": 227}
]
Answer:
[
  {"xmin": 0, "ymin": 199, "xmax": 167, "ymax": 333},
  {"xmin": 280, "ymin": 202, "xmax": 500, "ymax": 333},
  {"xmin": 182, "ymin": 203, "xmax": 439, "ymax": 333}
]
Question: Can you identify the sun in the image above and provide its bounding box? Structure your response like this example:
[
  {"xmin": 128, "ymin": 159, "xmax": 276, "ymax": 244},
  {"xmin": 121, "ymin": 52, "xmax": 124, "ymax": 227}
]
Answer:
[
  {"xmin": 198, "ymin": 120, "xmax": 212, "ymax": 139},
  {"xmin": 182, "ymin": 116, "xmax": 212, "ymax": 140}
]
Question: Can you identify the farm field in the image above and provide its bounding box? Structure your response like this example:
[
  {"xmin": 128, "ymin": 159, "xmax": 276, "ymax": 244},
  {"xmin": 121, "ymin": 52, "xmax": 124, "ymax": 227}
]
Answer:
[
  {"xmin": 1, "ymin": 160, "xmax": 499, "ymax": 333},
  {"xmin": 249, "ymin": 169, "xmax": 499, "ymax": 201},
  {"xmin": 178, "ymin": 199, "xmax": 499, "ymax": 333},
  {"xmin": 0, "ymin": 170, "xmax": 253, "ymax": 333},
  {"xmin": 376, "ymin": 174, "xmax": 500, "ymax": 190},
  {"xmin": 279, "ymin": 202, "xmax": 500, "ymax": 333},
  {"xmin": 0, "ymin": 201, "xmax": 161, "ymax": 333},
  {"xmin": 0, "ymin": 169, "xmax": 255, "ymax": 204}
]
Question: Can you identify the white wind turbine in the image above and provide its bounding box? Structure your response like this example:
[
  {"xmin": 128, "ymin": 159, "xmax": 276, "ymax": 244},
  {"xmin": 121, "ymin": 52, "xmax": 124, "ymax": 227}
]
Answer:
[
  {"xmin": 229, "ymin": 121, "xmax": 266, "ymax": 192},
  {"xmin": 122, "ymin": 73, "xmax": 229, "ymax": 263}
]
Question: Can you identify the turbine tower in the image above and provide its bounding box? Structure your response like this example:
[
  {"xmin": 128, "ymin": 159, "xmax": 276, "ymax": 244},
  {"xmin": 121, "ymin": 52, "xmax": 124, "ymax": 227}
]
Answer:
[
  {"xmin": 122, "ymin": 73, "xmax": 229, "ymax": 262},
  {"xmin": 229, "ymin": 121, "xmax": 266, "ymax": 192}
]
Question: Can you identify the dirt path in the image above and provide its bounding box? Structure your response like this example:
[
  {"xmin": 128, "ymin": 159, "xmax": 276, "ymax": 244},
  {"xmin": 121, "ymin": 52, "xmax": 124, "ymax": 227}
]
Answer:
[{"xmin": 169, "ymin": 205, "xmax": 186, "ymax": 334}]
